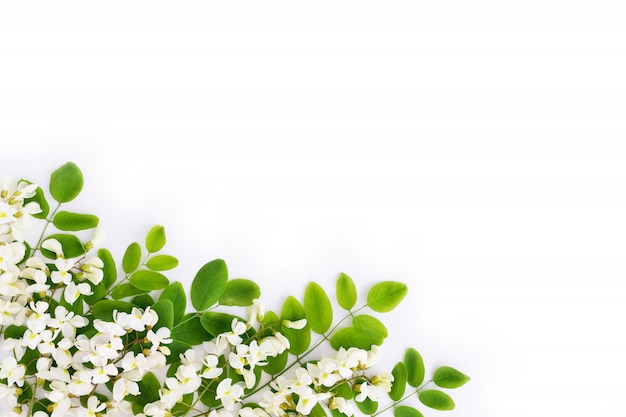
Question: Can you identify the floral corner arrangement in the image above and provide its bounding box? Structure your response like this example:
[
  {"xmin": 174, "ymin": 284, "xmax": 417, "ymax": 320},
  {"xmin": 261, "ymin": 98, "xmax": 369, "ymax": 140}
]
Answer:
[{"xmin": 0, "ymin": 162, "xmax": 469, "ymax": 417}]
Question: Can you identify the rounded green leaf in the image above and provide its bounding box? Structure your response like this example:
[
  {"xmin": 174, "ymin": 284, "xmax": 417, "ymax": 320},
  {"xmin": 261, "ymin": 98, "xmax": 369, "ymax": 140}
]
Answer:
[
  {"xmin": 367, "ymin": 281, "xmax": 407, "ymax": 313},
  {"xmin": 304, "ymin": 281, "xmax": 333, "ymax": 334},
  {"xmin": 111, "ymin": 283, "xmax": 148, "ymax": 299},
  {"xmin": 433, "ymin": 366, "xmax": 470, "ymax": 389},
  {"xmin": 389, "ymin": 362, "xmax": 408, "ymax": 401},
  {"xmin": 41, "ymin": 234, "xmax": 85, "ymax": 259},
  {"xmin": 131, "ymin": 294, "xmax": 155, "ymax": 309},
  {"xmin": 152, "ymin": 299, "xmax": 174, "ymax": 330},
  {"xmin": 159, "ymin": 282, "xmax": 187, "ymax": 324},
  {"xmin": 52, "ymin": 211, "xmax": 99, "ymax": 231},
  {"xmin": 49, "ymin": 162, "xmax": 84, "ymax": 203},
  {"xmin": 405, "ymin": 348, "xmax": 425, "ymax": 387},
  {"xmin": 122, "ymin": 242, "xmax": 142, "ymax": 274},
  {"xmin": 130, "ymin": 270, "xmax": 169, "ymax": 290},
  {"xmin": 394, "ymin": 406, "xmax": 423, "ymax": 417},
  {"xmin": 219, "ymin": 279, "xmax": 261, "ymax": 306},
  {"xmin": 281, "ymin": 296, "xmax": 310, "ymax": 355},
  {"xmin": 171, "ymin": 314, "xmax": 212, "ymax": 345},
  {"xmin": 336, "ymin": 272, "xmax": 357, "ymax": 310},
  {"xmin": 330, "ymin": 326, "xmax": 382, "ymax": 350},
  {"xmin": 137, "ymin": 373, "xmax": 161, "ymax": 405},
  {"xmin": 190, "ymin": 259, "xmax": 228, "ymax": 311},
  {"xmin": 146, "ymin": 225, "xmax": 166, "ymax": 253},
  {"xmin": 263, "ymin": 350, "xmax": 288, "ymax": 375},
  {"xmin": 92, "ymin": 300, "xmax": 135, "ymax": 321},
  {"xmin": 200, "ymin": 312, "xmax": 242, "ymax": 336},
  {"xmin": 22, "ymin": 184, "xmax": 49, "ymax": 220},
  {"xmin": 355, "ymin": 396, "xmax": 378, "ymax": 415},
  {"xmin": 418, "ymin": 390, "xmax": 455, "ymax": 411},
  {"xmin": 146, "ymin": 255, "xmax": 179, "ymax": 271},
  {"xmin": 83, "ymin": 283, "xmax": 106, "ymax": 305},
  {"xmin": 98, "ymin": 248, "xmax": 117, "ymax": 289},
  {"xmin": 352, "ymin": 314, "xmax": 388, "ymax": 340}
]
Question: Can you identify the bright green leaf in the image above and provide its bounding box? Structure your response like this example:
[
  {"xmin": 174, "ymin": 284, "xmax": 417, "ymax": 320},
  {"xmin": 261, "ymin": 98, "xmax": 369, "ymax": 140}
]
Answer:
[
  {"xmin": 336, "ymin": 272, "xmax": 357, "ymax": 310},
  {"xmin": 122, "ymin": 242, "xmax": 141, "ymax": 274},
  {"xmin": 98, "ymin": 248, "xmax": 117, "ymax": 289},
  {"xmin": 152, "ymin": 300, "xmax": 174, "ymax": 330},
  {"xmin": 92, "ymin": 300, "xmax": 135, "ymax": 321},
  {"xmin": 171, "ymin": 314, "xmax": 211, "ymax": 345},
  {"xmin": 303, "ymin": 281, "xmax": 333, "ymax": 334},
  {"xmin": 131, "ymin": 294, "xmax": 155, "ymax": 309},
  {"xmin": 200, "ymin": 312, "xmax": 242, "ymax": 336},
  {"xmin": 263, "ymin": 350, "xmax": 288, "ymax": 375},
  {"xmin": 418, "ymin": 390, "xmax": 455, "ymax": 411},
  {"xmin": 367, "ymin": 281, "xmax": 407, "ymax": 313},
  {"xmin": 146, "ymin": 255, "xmax": 179, "ymax": 271},
  {"xmin": 281, "ymin": 296, "xmax": 310, "ymax": 355},
  {"xmin": 190, "ymin": 259, "xmax": 228, "ymax": 311},
  {"xmin": 159, "ymin": 282, "xmax": 186, "ymax": 324},
  {"xmin": 111, "ymin": 283, "xmax": 148, "ymax": 299},
  {"xmin": 355, "ymin": 396, "xmax": 378, "ymax": 415},
  {"xmin": 146, "ymin": 225, "xmax": 166, "ymax": 253},
  {"xmin": 22, "ymin": 184, "xmax": 49, "ymax": 220},
  {"xmin": 310, "ymin": 403, "xmax": 327, "ymax": 417},
  {"xmin": 394, "ymin": 406, "xmax": 423, "ymax": 417},
  {"xmin": 137, "ymin": 373, "xmax": 161, "ymax": 405},
  {"xmin": 49, "ymin": 162, "xmax": 84, "ymax": 203},
  {"xmin": 330, "ymin": 326, "xmax": 383, "ymax": 350},
  {"xmin": 433, "ymin": 366, "xmax": 470, "ymax": 389},
  {"xmin": 83, "ymin": 283, "xmax": 106, "ymax": 305},
  {"xmin": 41, "ymin": 234, "xmax": 85, "ymax": 259},
  {"xmin": 352, "ymin": 314, "xmax": 388, "ymax": 340},
  {"xmin": 52, "ymin": 211, "xmax": 99, "ymax": 231},
  {"xmin": 405, "ymin": 348, "xmax": 425, "ymax": 388},
  {"xmin": 219, "ymin": 279, "xmax": 260, "ymax": 306},
  {"xmin": 389, "ymin": 362, "xmax": 408, "ymax": 401},
  {"xmin": 129, "ymin": 270, "xmax": 169, "ymax": 291}
]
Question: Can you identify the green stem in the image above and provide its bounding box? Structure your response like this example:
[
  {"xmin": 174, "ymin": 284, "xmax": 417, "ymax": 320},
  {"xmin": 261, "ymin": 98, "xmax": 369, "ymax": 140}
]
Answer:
[
  {"xmin": 30, "ymin": 202, "xmax": 61, "ymax": 257},
  {"xmin": 371, "ymin": 380, "xmax": 433, "ymax": 417}
]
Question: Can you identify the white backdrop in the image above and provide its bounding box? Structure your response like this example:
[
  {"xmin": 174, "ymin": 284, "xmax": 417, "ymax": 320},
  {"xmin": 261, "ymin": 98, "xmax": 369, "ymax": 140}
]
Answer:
[{"xmin": 2, "ymin": 1, "xmax": 626, "ymax": 416}]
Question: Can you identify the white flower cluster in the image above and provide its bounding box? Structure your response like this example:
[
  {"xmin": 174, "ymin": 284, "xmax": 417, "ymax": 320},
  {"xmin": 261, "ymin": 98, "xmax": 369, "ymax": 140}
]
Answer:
[
  {"xmin": 0, "ymin": 179, "xmax": 41, "ymax": 243},
  {"xmin": 259, "ymin": 346, "xmax": 393, "ymax": 417}
]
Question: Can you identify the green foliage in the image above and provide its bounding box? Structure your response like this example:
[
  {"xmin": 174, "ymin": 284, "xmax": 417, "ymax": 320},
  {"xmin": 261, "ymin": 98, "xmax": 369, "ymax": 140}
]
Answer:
[
  {"xmin": 404, "ymin": 348, "xmax": 425, "ymax": 388},
  {"xmin": 146, "ymin": 254, "xmax": 179, "ymax": 271},
  {"xmin": 22, "ymin": 184, "xmax": 49, "ymax": 219},
  {"xmin": 433, "ymin": 366, "xmax": 470, "ymax": 389},
  {"xmin": 219, "ymin": 279, "xmax": 261, "ymax": 306},
  {"xmin": 394, "ymin": 406, "xmax": 423, "ymax": 417},
  {"xmin": 171, "ymin": 314, "xmax": 211, "ymax": 345},
  {"xmin": 330, "ymin": 326, "xmax": 382, "ymax": 351},
  {"xmin": 49, "ymin": 161, "xmax": 84, "ymax": 203},
  {"xmin": 92, "ymin": 300, "xmax": 135, "ymax": 321},
  {"xmin": 122, "ymin": 242, "xmax": 142, "ymax": 274},
  {"xmin": 353, "ymin": 314, "xmax": 388, "ymax": 340},
  {"xmin": 146, "ymin": 224, "xmax": 166, "ymax": 253},
  {"xmin": 304, "ymin": 281, "xmax": 333, "ymax": 334},
  {"xmin": 281, "ymin": 296, "xmax": 311, "ymax": 355},
  {"xmin": 41, "ymin": 233, "xmax": 85, "ymax": 258},
  {"xmin": 152, "ymin": 299, "xmax": 174, "ymax": 330},
  {"xmin": 263, "ymin": 350, "xmax": 288, "ymax": 374},
  {"xmin": 98, "ymin": 248, "xmax": 117, "ymax": 289},
  {"xmin": 367, "ymin": 281, "xmax": 408, "ymax": 313},
  {"xmin": 130, "ymin": 270, "xmax": 169, "ymax": 290},
  {"xmin": 131, "ymin": 294, "xmax": 155, "ymax": 309},
  {"xmin": 336, "ymin": 272, "xmax": 357, "ymax": 310},
  {"xmin": 355, "ymin": 395, "xmax": 378, "ymax": 415},
  {"xmin": 111, "ymin": 283, "xmax": 148, "ymax": 299},
  {"xmin": 389, "ymin": 362, "xmax": 408, "ymax": 401},
  {"xmin": 200, "ymin": 312, "xmax": 241, "ymax": 336},
  {"xmin": 418, "ymin": 390, "xmax": 455, "ymax": 411},
  {"xmin": 52, "ymin": 211, "xmax": 99, "ymax": 231},
  {"xmin": 159, "ymin": 282, "xmax": 187, "ymax": 324},
  {"xmin": 191, "ymin": 259, "xmax": 228, "ymax": 311}
]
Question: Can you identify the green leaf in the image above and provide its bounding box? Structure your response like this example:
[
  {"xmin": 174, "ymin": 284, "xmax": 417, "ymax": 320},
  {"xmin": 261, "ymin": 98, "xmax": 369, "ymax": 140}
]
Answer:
[
  {"xmin": 83, "ymin": 283, "xmax": 106, "ymax": 305},
  {"xmin": 218, "ymin": 278, "xmax": 260, "ymax": 306},
  {"xmin": 389, "ymin": 362, "xmax": 408, "ymax": 401},
  {"xmin": 281, "ymin": 296, "xmax": 310, "ymax": 355},
  {"xmin": 152, "ymin": 300, "xmax": 174, "ymax": 330},
  {"xmin": 41, "ymin": 234, "xmax": 85, "ymax": 259},
  {"xmin": 4, "ymin": 325, "xmax": 27, "ymax": 339},
  {"xmin": 199, "ymin": 380, "xmax": 221, "ymax": 407},
  {"xmin": 405, "ymin": 348, "xmax": 425, "ymax": 388},
  {"xmin": 122, "ymin": 242, "xmax": 141, "ymax": 274},
  {"xmin": 330, "ymin": 327, "xmax": 382, "ymax": 350},
  {"xmin": 263, "ymin": 350, "xmax": 288, "ymax": 374},
  {"xmin": 172, "ymin": 393, "xmax": 194, "ymax": 416},
  {"xmin": 49, "ymin": 161, "xmax": 84, "ymax": 203},
  {"xmin": 367, "ymin": 281, "xmax": 407, "ymax": 313},
  {"xmin": 336, "ymin": 272, "xmax": 357, "ymax": 310},
  {"xmin": 111, "ymin": 283, "xmax": 148, "ymax": 299},
  {"xmin": 166, "ymin": 340, "xmax": 191, "ymax": 365},
  {"xmin": 355, "ymin": 396, "xmax": 378, "ymax": 415},
  {"xmin": 91, "ymin": 300, "xmax": 135, "ymax": 321},
  {"xmin": 352, "ymin": 314, "xmax": 388, "ymax": 340},
  {"xmin": 146, "ymin": 255, "xmax": 179, "ymax": 271},
  {"xmin": 394, "ymin": 406, "xmax": 423, "ymax": 417},
  {"xmin": 303, "ymin": 281, "xmax": 333, "ymax": 334},
  {"xmin": 131, "ymin": 294, "xmax": 155, "ymax": 309},
  {"xmin": 22, "ymin": 184, "xmax": 49, "ymax": 219},
  {"xmin": 200, "ymin": 312, "xmax": 242, "ymax": 336},
  {"xmin": 52, "ymin": 211, "xmax": 99, "ymax": 231},
  {"xmin": 137, "ymin": 373, "xmax": 161, "ymax": 405},
  {"xmin": 146, "ymin": 225, "xmax": 166, "ymax": 253},
  {"xmin": 310, "ymin": 403, "xmax": 327, "ymax": 417},
  {"xmin": 129, "ymin": 270, "xmax": 169, "ymax": 290},
  {"xmin": 418, "ymin": 390, "xmax": 455, "ymax": 411},
  {"xmin": 98, "ymin": 248, "xmax": 117, "ymax": 289},
  {"xmin": 433, "ymin": 366, "xmax": 470, "ymax": 389},
  {"xmin": 159, "ymin": 282, "xmax": 186, "ymax": 324},
  {"xmin": 190, "ymin": 259, "xmax": 228, "ymax": 311},
  {"xmin": 171, "ymin": 314, "xmax": 211, "ymax": 345}
]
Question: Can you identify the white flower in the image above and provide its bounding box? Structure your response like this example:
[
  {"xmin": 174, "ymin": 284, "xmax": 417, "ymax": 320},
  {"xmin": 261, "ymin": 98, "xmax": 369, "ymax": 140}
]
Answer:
[
  {"xmin": 246, "ymin": 299, "xmax": 266, "ymax": 328},
  {"xmin": 64, "ymin": 281, "xmax": 92, "ymax": 304},
  {"xmin": 160, "ymin": 377, "xmax": 184, "ymax": 409},
  {"xmin": 0, "ymin": 357, "xmax": 26, "ymax": 387},
  {"xmin": 68, "ymin": 370, "xmax": 93, "ymax": 396},
  {"xmin": 240, "ymin": 407, "xmax": 270, "ymax": 417},
  {"xmin": 116, "ymin": 307, "xmax": 158, "ymax": 332},
  {"xmin": 296, "ymin": 387, "xmax": 331, "ymax": 415},
  {"xmin": 355, "ymin": 381, "xmax": 384, "ymax": 402},
  {"xmin": 0, "ymin": 383, "xmax": 19, "ymax": 409},
  {"xmin": 307, "ymin": 358, "xmax": 339, "ymax": 387},
  {"xmin": 329, "ymin": 396, "xmax": 355, "ymax": 416},
  {"xmin": 49, "ymin": 306, "xmax": 88, "ymax": 339},
  {"xmin": 216, "ymin": 378, "xmax": 245, "ymax": 411},
  {"xmin": 113, "ymin": 376, "xmax": 140, "ymax": 402},
  {"xmin": 225, "ymin": 319, "xmax": 247, "ymax": 346},
  {"xmin": 282, "ymin": 318, "xmax": 307, "ymax": 330},
  {"xmin": 77, "ymin": 256, "xmax": 104, "ymax": 285},
  {"xmin": 146, "ymin": 327, "xmax": 172, "ymax": 353},
  {"xmin": 144, "ymin": 401, "xmax": 170, "ymax": 417},
  {"xmin": 371, "ymin": 372, "xmax": 394, "ymax": 392},
  {"xmin": 75, "ymin": 396, "xmax": 106, "ymax": 417},
  {"xmin": 42, "ymin": 239, "xmax": 64, "ymax": 258},
  {"xmin": 201, "ymin": 354, "xmax": 223, "ymax": 379}
]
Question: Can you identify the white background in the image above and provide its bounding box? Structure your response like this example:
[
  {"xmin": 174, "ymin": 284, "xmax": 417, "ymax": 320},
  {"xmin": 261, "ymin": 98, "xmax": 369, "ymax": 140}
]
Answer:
[{"xmin": 1, "ymin": 1, "xmax": 626, "ymax": 416}]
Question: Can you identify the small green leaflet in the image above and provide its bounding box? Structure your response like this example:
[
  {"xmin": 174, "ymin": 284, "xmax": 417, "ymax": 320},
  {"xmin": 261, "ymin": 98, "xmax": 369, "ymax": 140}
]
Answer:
[
  {"xmin": 190, "ymin": 259, "xmax": 228, "ymax": 311},
  {"xmin": 336, "ymin": 272, "xmax": 357, "ymax": 310},
  {"xmin": 146, "ymin": 255, "xmax": 179, "ymax": 271},
  {"xmin": 98, "ymin": 248, "xmax": 117, "ymax": 289},
  {"xmin": 49, "ymin": 161, "xmax": 84, "ymax": 203},
  {"xmin": 433, "ymin": 366, "xmax": 470, "ymax": 389},
  {"xmin": 219, "ymin": 279, "xmax": 260, "ymax": 306},
  {"xmin": 52, "ymin": 211, "xmax": 99, "ymax": 231},
  {"xmin": 394, "ymin": 406, "xmax": 423, "ymax": 417},
  {"xmin": 367, "ymin": 281, "xmax": 407, "ymax": 312},
  {"xmin": 303, "ymin": 281, "xmax": 333, "ymax": 334},
  {"xmin": 122, "ymin": 242, "xmax": 142, "ymax": 274},
  {"xmin": 159, "ymin": 282, "xmax": 186, "ymax": 324},
  {"xmin": 418, "ymin": 390, "xmax": 455, "ymax": 411},
  {"xmin": 389, "ymin": 362, "xmax": 407, "ymax": 401},
  {"xmin": 129, "ymin": 270, "xmax": 169, "ymax": 290},
  {"xmin": 146, "ymin": 225, "xmax": 166, "ymax": 253},
  {"xmin": 40, "ymin": 234, "xmax": 85, "ymax": 259},
  {"xmin": 404, "ymin": 348, "xmax": 425, "ymax": 387}
]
